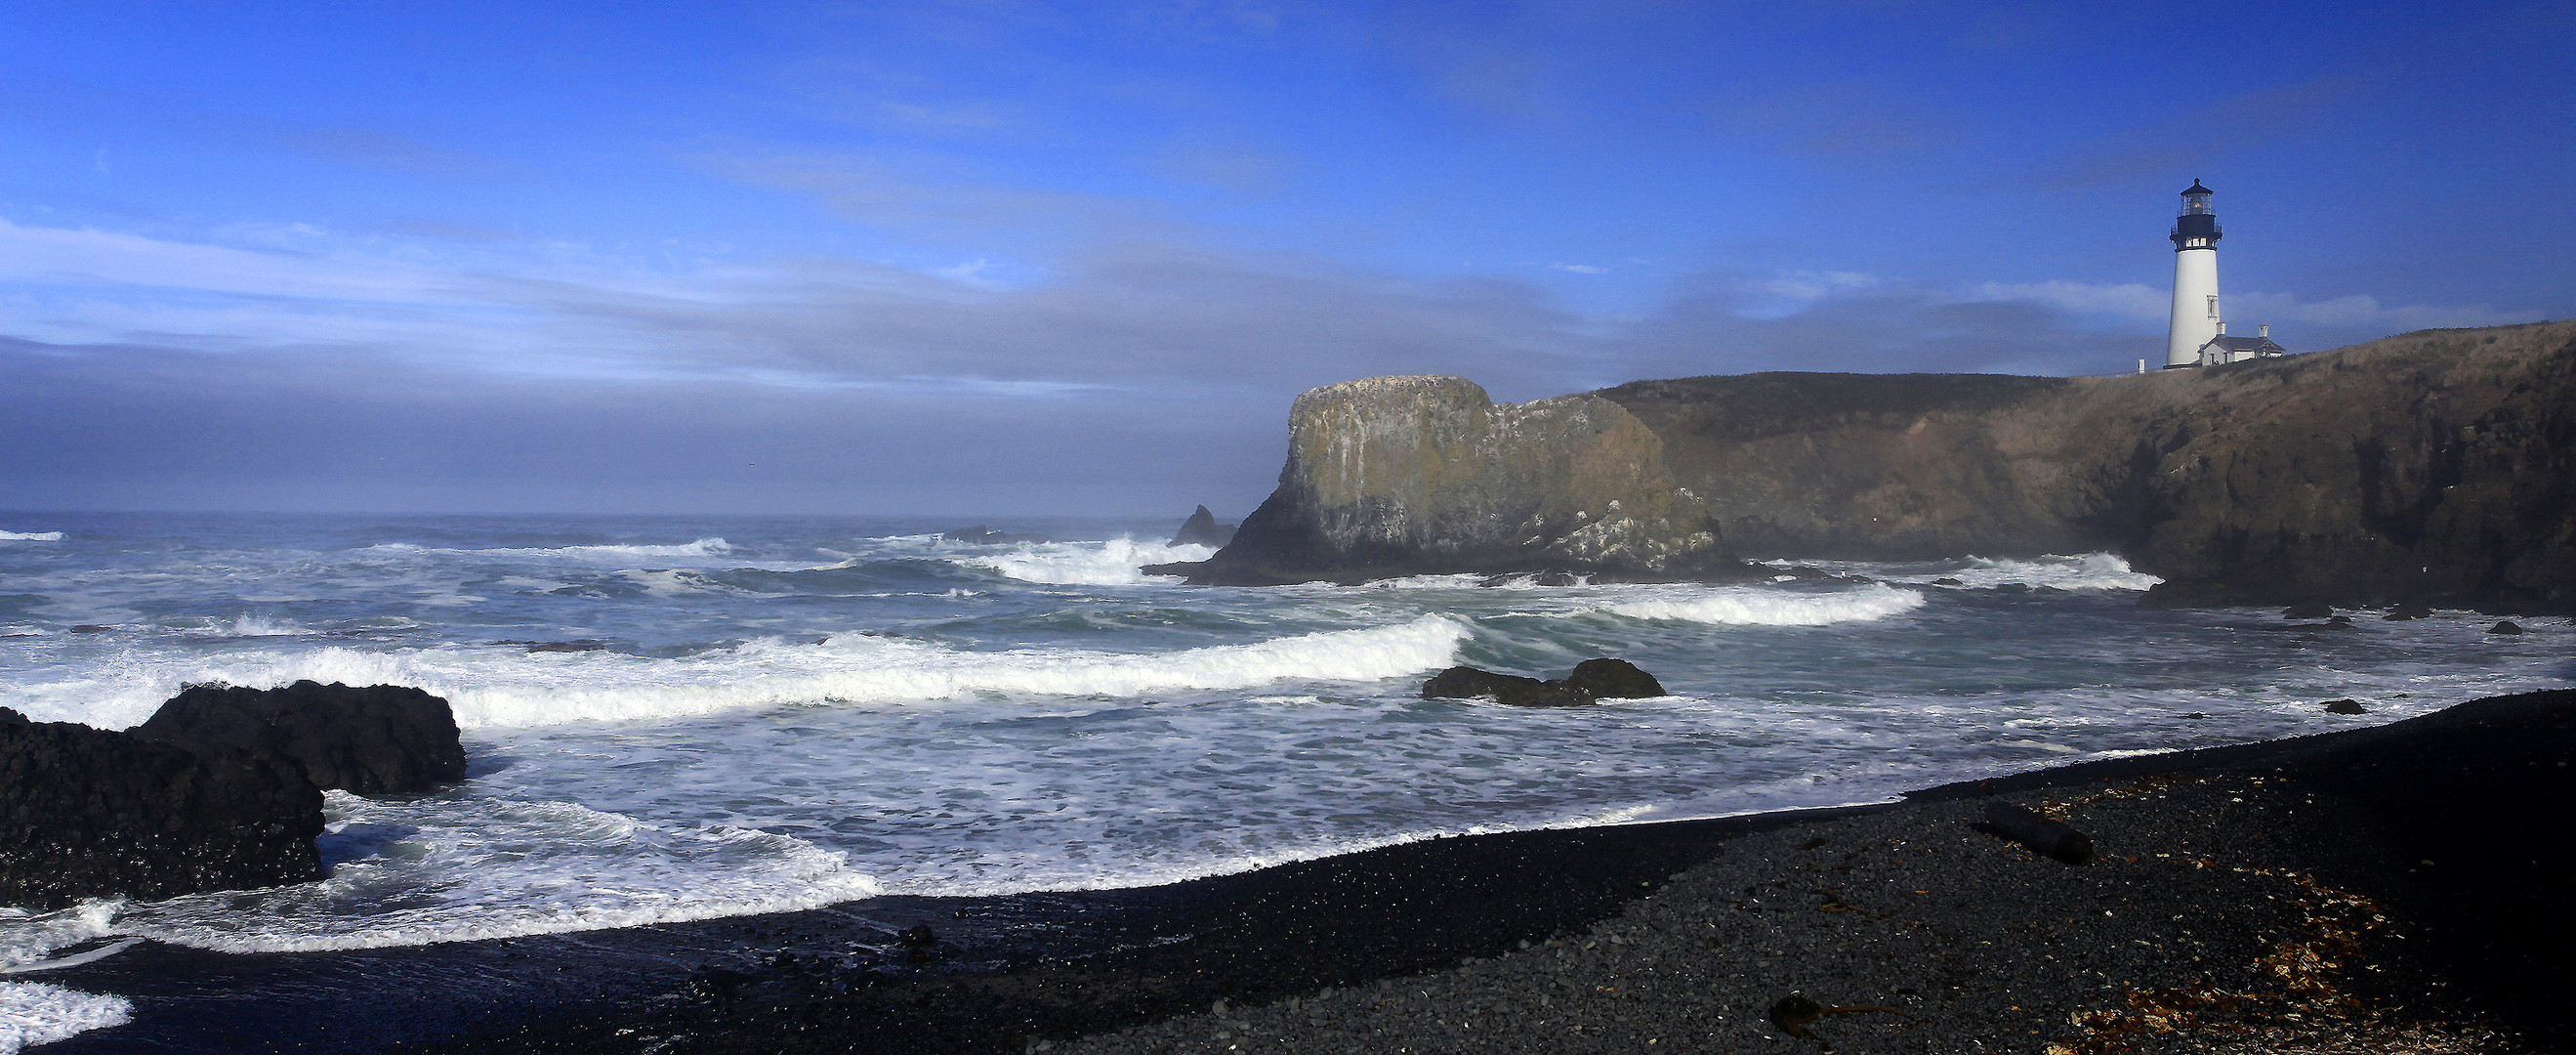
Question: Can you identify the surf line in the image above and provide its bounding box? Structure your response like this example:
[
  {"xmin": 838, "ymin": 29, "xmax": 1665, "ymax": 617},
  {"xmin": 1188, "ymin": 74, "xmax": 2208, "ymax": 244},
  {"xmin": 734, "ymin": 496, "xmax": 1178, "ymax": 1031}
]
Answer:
[{"xmin": 0, "ymin": 938, "xmax": 145, "ymax": 974}]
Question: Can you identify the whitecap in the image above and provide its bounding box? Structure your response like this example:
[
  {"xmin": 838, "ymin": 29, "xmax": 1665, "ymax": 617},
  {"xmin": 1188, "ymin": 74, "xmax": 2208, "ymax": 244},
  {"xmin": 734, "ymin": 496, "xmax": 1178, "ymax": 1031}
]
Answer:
[
  {"xmin": 5, "ymin": 615, "xmax": 1475, "ymax": 731},
  {"xmin": 100, "ymin": 792, "xmax": 882, "ymax": 953},
  {"xmin": 1604, "ymin": 583, "xmax": 1926, "ymax": 625},
  {"xmin": 958, "ymin": 537, "xmax": 1214, "ymax": 586},
  {"xmin": 0, "ymin": 531, "xmax": 62, "ymax": 543}
]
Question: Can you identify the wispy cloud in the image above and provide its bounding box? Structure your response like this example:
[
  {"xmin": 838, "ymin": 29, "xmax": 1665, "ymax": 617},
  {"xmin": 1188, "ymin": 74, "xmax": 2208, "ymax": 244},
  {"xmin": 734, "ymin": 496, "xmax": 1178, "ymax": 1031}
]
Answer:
[{"xmin": 1968, "ymin": 277, "xmax": 2537, "ymax": 333}]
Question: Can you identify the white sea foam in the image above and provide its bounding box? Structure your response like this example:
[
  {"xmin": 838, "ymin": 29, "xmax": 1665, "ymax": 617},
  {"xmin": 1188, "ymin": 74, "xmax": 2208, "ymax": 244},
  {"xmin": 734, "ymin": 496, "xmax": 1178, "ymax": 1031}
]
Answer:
[
  {"xmin": 214, "ymin": 614, "xmax": 306, "ymax": 637},
  {"xmin": 0, "ymin": 904, "xmax": 127, "ymax": 1053},
  {"xmin": 1780, "ymin": 552, "xmax": 2163, "ymax": 591},
  {"xmin": 1603, "ymin": 582, "xmax": 1926, "ymax": 625},
  {"xmin": 1933, "ymin": 553, "xmax": 2161, "ymax": 591},
  {"xmin": 0, "ymin": 982, "xmax": 129, "ymax": 1053},
  {"xmin": 359, "ymin": 537, "xmax": 735, "ymax": 562},
  {"xmin": 959, "ymin": 538, "xmax": 1215, "ymax": 585},
  {"xmin": 0, "ymin": 904, "xmax": 117, "ymax": 974},
  {"xmin": 100, "ymin": 792, "xmax": 882, "ymax": 953},
  {"xmin": 0, "ymin": 531, "xmax": 61, "ymax": 543},
  {"xmin": 4, "ymin": 615, "xmax": 1475, "ymax": 731}
]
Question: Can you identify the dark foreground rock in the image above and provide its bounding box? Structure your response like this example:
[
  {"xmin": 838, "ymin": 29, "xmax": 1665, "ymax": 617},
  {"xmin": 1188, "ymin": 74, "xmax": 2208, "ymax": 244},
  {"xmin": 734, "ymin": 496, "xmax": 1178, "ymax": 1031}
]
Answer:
[
  {"xmin": 1422, "ymin": 659, "xmax": 1667, "ymax": 706},
  {"xmin": 369, "ymin": 689, "xmax": 2576, "ymax": 1055},
  {"xmin": 0, "ymin": 706, "xmax": 322, "ymax": 909},
  {"xmin": 1166, "ymin": 505, "xmax": 1237, "ymax": 548},
  {"xmin": 135, "ymin": 680, "xmax": 467, "ymax": 795}
]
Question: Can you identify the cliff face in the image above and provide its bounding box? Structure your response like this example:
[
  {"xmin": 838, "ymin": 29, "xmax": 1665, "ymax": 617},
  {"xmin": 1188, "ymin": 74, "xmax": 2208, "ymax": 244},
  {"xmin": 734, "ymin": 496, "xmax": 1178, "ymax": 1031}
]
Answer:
[
  {"xmin": 1186, "ymin": 321, "xmax": 2575, "ymax": 608},
  {"xmin": 1600, "ymin": 321, "xmax": 2576, "ymax": 609},
  {"xmin": 1170, "ymin": 376, "xmax": 1742, "ymax": 584}
]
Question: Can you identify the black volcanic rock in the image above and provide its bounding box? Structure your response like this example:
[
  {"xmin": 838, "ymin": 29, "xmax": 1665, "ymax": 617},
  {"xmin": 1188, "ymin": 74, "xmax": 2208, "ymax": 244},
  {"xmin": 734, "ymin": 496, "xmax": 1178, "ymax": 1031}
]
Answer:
[
  {"xmin": 2490, "ymin": 619, "xmax": 2525, "ymax": 635},
  {"xmin": 1423, "ymin": 659, "xmax": 1668, "ymax": 707},
  {"xmin": 0, "ymin": 706, "xmax": 323, "ymax": 909},
  {"xmin": 1167, "ymin": 505, "xmax": 1237, "ymax": 548},
  {"xmin": 1423, "ymin": 667, "xmax": 1586, "ymax": 707},
  {"xmin": 1561, "ymin": 657, "xmax": 1665, "ymax": 699},
  {"xmin": 135, "ymin": 680, "xmax": 467, "ymax": 795}
]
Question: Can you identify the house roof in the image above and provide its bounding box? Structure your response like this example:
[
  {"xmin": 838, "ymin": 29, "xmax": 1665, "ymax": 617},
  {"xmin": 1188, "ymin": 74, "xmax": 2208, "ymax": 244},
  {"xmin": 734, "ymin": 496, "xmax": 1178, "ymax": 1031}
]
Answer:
[{"xmin": 2200, "ymin": 334, "xmax": 2287, "ymax": 355}]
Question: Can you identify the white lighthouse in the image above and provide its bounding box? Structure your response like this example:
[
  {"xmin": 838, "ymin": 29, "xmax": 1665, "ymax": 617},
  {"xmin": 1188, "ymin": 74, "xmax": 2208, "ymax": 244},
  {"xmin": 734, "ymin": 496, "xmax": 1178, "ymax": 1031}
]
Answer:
[
  {"xmin": 2163, "ymin": 180, "xmax": 2288, "ymax": 368},
  {"xmin": 2165, "ymin": 180, "xmax": 2223, "ymax": 367}
]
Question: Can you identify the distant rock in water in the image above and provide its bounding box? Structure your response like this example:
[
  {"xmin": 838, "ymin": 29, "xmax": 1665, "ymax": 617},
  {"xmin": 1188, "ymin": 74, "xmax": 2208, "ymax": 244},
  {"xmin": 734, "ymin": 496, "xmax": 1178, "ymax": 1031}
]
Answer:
[
  {"xmin": 1159, "ymin": 376, "xmax": 1754, "ymax": 585},
  {"xmin": 1423, "ymin": 658, "xmax": 1667, "ymax": 707},
  {"xmin": 0, "ymin": 705, "xmax": 323, "ymax": 909},
  {"xmin": 941, "ymin": 526, "xmax": 1052, "ymax": 545},
  {"xmin": 2490, "ymin": 620, "xmax": 2525, "ymax": 635},
  {"xmin": 2323, "ymin": 698, "xmax": 2368, "ymax": 714},
  {"xmin": 1168, "ymin": 505, "xmax": 1237, "ymax": 547},
  {"xmin": 136, "ymin": 680, "xmax": 467, "ymax": 795}
]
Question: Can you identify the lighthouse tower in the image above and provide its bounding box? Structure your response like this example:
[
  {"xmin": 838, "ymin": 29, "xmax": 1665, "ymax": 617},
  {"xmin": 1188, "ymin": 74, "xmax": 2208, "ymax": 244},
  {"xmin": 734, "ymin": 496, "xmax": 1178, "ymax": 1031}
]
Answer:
[{"xmin": 2165, "ymin": 180, "xmax": 2223, "ymax": 367}]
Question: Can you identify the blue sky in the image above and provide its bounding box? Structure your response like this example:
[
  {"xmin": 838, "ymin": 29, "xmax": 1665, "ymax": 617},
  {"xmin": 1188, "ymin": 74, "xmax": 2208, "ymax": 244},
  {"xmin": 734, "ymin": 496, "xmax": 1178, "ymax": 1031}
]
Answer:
[{"xmin": 4, "ymin": 1, "xmax": 2570, "ymax": 516}]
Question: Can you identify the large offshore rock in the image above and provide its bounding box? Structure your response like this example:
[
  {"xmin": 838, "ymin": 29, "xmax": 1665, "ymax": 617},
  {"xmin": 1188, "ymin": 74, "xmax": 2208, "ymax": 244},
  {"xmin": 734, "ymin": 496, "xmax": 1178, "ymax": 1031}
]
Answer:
[
  {"xmin": 1422, "ymin": 658, "xmax": 1669, "ymax": 707},
  {"xmin": 1164, "ymin": 376, "xmax": 1749, "ymax": 584},
  {"xmin": 1168, "ymin": 505, "xmax": 1238, "ymax": 547},
  {"xmin": 135, "ymin": 680, "xmax": 467, "ymax": 795},
  {"xmin": 0, "ymin": 706, "xmax": 323, "ymax": 909}
]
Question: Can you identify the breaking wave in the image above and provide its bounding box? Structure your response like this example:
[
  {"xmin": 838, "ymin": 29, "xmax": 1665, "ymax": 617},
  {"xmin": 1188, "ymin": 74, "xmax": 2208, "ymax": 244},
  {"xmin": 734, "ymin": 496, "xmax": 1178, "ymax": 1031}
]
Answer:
[
  {"xmin": 100, "ymin": 794, "xmax": 882, "ymax": 954},
  {"xmin": 11, "ymin": 616, "xmax": 1475, "ymax": 731},
  {"xmin": 956, "ymin": 538, "xmax": 1215, "ymax": 585},
  {"xmin": 1604, "ymin": 583, "xmax": 1927, "ymax": 625}
]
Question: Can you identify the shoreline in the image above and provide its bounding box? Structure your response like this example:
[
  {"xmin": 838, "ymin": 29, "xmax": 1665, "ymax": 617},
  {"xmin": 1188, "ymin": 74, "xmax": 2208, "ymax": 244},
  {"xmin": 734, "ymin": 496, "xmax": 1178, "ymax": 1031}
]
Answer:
[
  {"xmin": 48, "ymin": 685, "xmax": 2560, "ymax": 1054},
  {"xmin": 34, "ymin": 686, "xmax": 2576, "ymax": 1053}
]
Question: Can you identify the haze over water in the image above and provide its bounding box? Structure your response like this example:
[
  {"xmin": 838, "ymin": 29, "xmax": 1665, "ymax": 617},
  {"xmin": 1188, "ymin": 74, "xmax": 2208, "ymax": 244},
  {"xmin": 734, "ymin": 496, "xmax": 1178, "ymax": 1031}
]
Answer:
[{"xmin": 1, "ymin": 513, "xmax": 2567, "ymax": 1049}]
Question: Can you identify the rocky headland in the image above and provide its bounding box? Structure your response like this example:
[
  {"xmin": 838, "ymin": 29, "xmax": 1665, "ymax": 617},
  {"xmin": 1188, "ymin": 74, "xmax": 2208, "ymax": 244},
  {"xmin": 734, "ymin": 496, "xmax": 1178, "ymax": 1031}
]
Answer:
[
  {"xmin": 1163, "ymin": 321, "xmax": 2576, "ymax": 609},
  {"xmin": 1151, "ymin": 375, "xmax": 1753, "ymax": 585}
]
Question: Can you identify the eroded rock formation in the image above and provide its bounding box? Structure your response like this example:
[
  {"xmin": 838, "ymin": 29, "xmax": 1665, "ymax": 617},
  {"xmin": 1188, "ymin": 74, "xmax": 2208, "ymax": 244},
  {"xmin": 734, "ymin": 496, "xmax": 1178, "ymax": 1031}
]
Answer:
[{"xmin": 1158, "ymin": 376, "xmax": 1748, "ymax": 584}]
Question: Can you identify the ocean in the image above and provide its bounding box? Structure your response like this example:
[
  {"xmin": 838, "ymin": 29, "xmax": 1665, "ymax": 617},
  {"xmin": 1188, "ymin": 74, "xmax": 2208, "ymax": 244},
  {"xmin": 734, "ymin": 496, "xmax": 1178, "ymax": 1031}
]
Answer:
[{"xmin": 0, "ymin": 512, "xmax": 2566, "ymax": 1052}]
